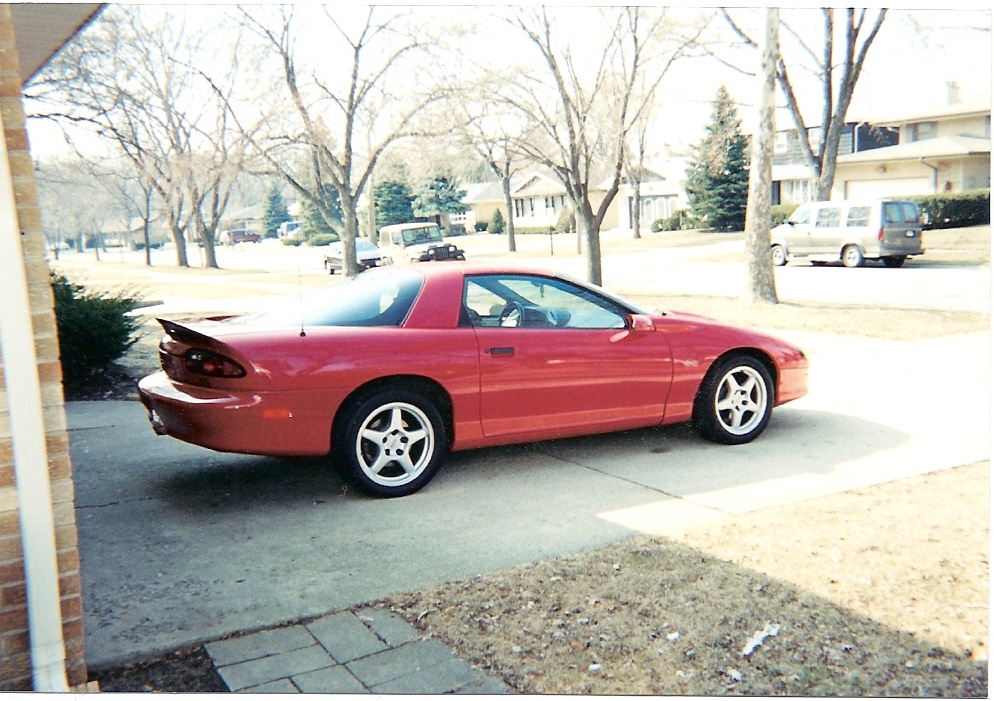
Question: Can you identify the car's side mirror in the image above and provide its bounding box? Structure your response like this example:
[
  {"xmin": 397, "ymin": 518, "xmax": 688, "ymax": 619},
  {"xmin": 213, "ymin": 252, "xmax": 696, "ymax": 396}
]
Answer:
[{"xmin": 626, "ymin": 314, "xmax": 655, "ymax": 333}]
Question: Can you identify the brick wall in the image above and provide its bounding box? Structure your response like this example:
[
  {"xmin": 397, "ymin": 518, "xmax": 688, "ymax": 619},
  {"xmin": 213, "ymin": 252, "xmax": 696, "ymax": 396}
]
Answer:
[{"xmin": 0, "ymin": 3, "xmax": 87, "ymax": 690}]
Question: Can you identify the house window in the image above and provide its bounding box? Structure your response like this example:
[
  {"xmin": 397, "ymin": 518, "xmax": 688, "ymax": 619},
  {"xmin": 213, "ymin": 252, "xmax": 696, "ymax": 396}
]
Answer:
[
  {"xmin": 808, "ymin": 127, "xmax": 823, "ymax": 151},
  {"xmin": 907, "ymin": 121, "xmax": 938, "ymax": 142},
  {"xmin": 775, "ymin": 131, "xmax": 788, "ymax": 154},
  {"xmin": 514, "ymin": 197, "xmax": 534, "ymax": 218}
]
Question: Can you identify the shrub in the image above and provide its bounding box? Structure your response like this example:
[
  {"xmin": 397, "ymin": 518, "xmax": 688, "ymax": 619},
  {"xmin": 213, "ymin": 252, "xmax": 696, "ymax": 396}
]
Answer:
[
  {"xmin": 51, "ymin": 273, "xmax": 142, "ymax": 393},
  {"xmin": 306, "ymin": 233, "xmax": 339, "ymax": 247},
  {"xmin": 771, "ymin": 203, "xmax": 800, "ymax": 227},
  {"xmin": 474, "ymin": 221, "xmax": 489, "ymax": 232},
  {"xmin": 487, "ymin": 209, "xmax": 505, "ymax": 234},
  {"xmin": 652, "ymin": 210, "xmax": 696, "ymax": 232},
  {"xmin": 555, "ymin": 207, "xmax": 575, "ymax": 233},
  {"xmin": 909, "ymin": 189, "xmax": 990, "ymax": 230},
  {"xmin": 281, "ymin": 236, "xmax": 304, "ymax": 247}
]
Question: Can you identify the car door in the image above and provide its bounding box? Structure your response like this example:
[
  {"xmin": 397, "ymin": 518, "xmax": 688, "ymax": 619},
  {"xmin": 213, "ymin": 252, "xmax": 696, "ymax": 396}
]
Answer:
[
  {"xmin": 783, "ymin": 204, "xmax": 814, "ymax": 254},
  {"xmin": 811, "ymin": 205, "xmax": 843, "ymax": 254},
  {"xmin": 464, "ymin": 274, "xmax": 673, "ymax": 439}
]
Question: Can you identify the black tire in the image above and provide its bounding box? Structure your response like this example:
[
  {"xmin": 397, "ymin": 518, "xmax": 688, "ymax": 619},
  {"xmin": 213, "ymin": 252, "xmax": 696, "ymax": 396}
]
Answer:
[
  {"xmin": 692, "ymin": 355, "xmax": 774, "ymax": 445},
  {"xmin": 882, "ymin": 255, "xmax": 907, "ymax": 268},
  {"xmin": 841, "ymin": 244, "xmax": 864, "ymax": 268},
  {"xmin": 332, "ymin": 388, "xmax": 447, "ymax": 497},
  {"xmin": 771, "ymin": 244, "xmax": 788, "ymax": 267}
]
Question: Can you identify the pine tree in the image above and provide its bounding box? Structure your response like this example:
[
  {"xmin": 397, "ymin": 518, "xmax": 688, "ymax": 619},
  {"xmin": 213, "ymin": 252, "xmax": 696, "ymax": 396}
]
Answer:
[
  {"xmin": 262, "ymin": 183, "xmax": 291, "ymax": 238},
  {"xmin": 412, "ymin": 176, "xmax": 469, "ymax": 232},
  {"xmin": 300, "ymin": 184, "xmax": 343, "ymax": 240},
  {"xmin": 685, "ymin": 86, "xmax": 750, "ymax": 231},
  {"xmin": 374, "ymin": 180, "xmax": 416, "ymax": 230}
]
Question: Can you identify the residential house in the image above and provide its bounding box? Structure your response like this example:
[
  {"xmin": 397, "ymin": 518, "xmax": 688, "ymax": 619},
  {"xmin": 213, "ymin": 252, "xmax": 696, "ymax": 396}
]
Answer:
[
  {"xmin": 832, "ymin": 99, "xmax": 991, "ymax": 199},
  {"xmin": 462, "ymin": 164, "xmax": 689, "ymax": 235},
  {"xmin": 772, "ymin": 122, "xmax": 898, "ymax": 204},
  {"xmin": 1, "ymin": 3, "xmax": 102, "ymax": 691}
]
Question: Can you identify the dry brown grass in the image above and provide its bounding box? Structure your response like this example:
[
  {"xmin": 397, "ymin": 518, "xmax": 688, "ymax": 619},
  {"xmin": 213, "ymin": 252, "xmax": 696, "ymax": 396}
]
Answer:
[{"xmin": 385, "ymin": 462, "xmax": 989, "ymax": 696}]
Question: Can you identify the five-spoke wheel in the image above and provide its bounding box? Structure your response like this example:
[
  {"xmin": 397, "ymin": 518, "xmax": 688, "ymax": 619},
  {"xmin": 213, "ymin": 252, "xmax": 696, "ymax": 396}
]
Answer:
[
  {"xmin": 693, "ymin": 355, "xmax": 774, "ymax": 444},
  {"xmin": 333, "ymin": 389, "xmax": 446, "ymax": 497}
]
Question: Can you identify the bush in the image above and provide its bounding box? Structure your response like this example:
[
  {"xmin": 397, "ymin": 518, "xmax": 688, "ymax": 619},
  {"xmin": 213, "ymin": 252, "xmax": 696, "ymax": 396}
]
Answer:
[
  {"xmin": 474, "ymin": 221, "xmax": 489, "ymax": 232},
  {"xmin": 652, "ymin": 210, "xmax": 697, "ymax": 232},
  {"xmin": 51, "ymin": 273, "xmax": 142, "ymax": 393},
  {"xmin": 909, "ymin": 189, "xmax": 990, "ymax": 230},
  {"xmin": 282, "ymin": 236, "xmax": 304, "ymax": 247},
  {"xmin": 771, "ymin": 203, "xmax": 800, "ymax": 227},
  {"xmin": 306, "ymin": 233, "xmax": 339, "ymax": 247},
  {"xmin": 487, "ymin": 209, "xmax": 505, "ymax": 235},
  {"xmin": 555, "ymin": 207, "xmax": 575, "ymax": 233}
]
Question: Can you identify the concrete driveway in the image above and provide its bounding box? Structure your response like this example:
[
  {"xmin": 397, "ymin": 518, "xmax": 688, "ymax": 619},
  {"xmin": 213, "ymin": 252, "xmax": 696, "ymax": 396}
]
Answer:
[{"xmin": 69, "ymin": 325, "xmax": 989, "ymax": 668}]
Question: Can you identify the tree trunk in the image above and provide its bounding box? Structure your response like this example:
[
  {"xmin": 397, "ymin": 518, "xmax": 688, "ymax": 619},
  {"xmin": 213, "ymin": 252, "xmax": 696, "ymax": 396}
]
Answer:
[
  {"xmin": 501, "ymin": 177, "xmax": 516, "ymax": 252},
  {"xmin": 170, "ymin": 221, "xmax": 189, "ymax": 267},
  {"xmin": 576, "ymin": 202, "xmax": 602, "ymax": 286},
  {"xmin": 342, "ymin": 193, "xmax": 359, "ymax": 278},
  {"xmin": 743, "ymin": 7, "xmax": 779, "ymax": 305},
  {"xmin": 632, "ymin": 185, "xmax": 642, "ymax": 240}
]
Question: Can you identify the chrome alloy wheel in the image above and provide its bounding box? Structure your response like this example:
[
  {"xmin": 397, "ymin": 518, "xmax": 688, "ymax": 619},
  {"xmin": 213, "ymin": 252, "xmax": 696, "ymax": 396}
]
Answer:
[
  {"xmin": 713, "ymin": 365, "xmax": 769, "ymax": 436},
  {"xmin": 355, "ymin": 402, "xmax": 435, "ymax": 488}
]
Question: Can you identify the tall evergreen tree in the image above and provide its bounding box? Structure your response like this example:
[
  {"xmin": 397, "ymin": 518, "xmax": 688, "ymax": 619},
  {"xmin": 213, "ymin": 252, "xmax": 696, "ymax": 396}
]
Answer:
[
  {"xmin": 374, "ymin": 180, "xmax": 417, "ymax": 230},
  {"xmin": 685, "ymin": 86, "xmax": 750, "ymax": 231},
  {"xmin": 300, "ymin": 184, "xmax": 343, "ymax": 240},
  {"xmin": 412, "ymin": 176, "xmax": 469, "ymax": 233},
  {"xmin": 262, "ymin": 182, "xmax": 291, "ymax": 238}
]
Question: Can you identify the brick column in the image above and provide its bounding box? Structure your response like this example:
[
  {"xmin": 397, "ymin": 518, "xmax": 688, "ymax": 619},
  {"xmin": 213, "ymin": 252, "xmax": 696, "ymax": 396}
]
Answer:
[{"xmin": 0, "ymin": 4, "xmax": 87, "ymax": 690}]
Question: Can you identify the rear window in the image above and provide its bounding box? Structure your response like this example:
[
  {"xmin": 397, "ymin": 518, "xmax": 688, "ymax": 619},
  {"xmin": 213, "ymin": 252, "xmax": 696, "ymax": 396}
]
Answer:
[
  {"xmin": 884, "ymin": 202, "xmax": 919, "ymax": 225},
  {"xmin": 846, "ymin": 206, "xmax": 871, "ymax": 227},
  {"xmin": 241, "ymin": 268, "xmax": 424, "ymax": 327},
  {"xmin": 815, "ymin": 207, "xmax": 841, "ymax": 227}
]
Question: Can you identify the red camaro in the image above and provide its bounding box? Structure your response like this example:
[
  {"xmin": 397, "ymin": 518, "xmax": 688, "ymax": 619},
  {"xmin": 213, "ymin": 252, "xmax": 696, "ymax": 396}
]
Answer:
[{"xmin": 138, "ymin": 264, "xmax": 808, "ymax": 497}]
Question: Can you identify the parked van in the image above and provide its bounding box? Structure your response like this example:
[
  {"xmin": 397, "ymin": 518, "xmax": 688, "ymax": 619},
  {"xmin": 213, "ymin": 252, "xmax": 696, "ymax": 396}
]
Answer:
[
  {"xmin": 378, "ymin": 222, "xmax": 466, "ymax": 265},
  {"xmin": 770, "ymin": 199, "xmax": 924, "ymax": 268}
]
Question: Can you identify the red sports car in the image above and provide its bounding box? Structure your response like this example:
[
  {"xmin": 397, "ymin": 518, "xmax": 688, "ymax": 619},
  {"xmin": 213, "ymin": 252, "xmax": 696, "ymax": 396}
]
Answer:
[{"xmin": 138, "ymin": 264, "xmax": 808, "ymax": 497}]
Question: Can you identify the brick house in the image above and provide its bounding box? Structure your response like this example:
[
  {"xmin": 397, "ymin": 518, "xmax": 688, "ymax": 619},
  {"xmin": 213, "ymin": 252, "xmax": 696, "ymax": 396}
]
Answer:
[{"xmin": 1, "ymin": 3, "xmax": 102, "ymax": 691}]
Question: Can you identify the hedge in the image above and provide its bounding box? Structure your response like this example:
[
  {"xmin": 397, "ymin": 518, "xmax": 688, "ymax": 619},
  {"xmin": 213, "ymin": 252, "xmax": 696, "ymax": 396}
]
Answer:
[
  {"xmin": 770, "ymin": 203, "xmax": 799, "ymax": 227},
  {"xmin": 908, "ymin": 189, "xmax": 990, "ymax": 230}
]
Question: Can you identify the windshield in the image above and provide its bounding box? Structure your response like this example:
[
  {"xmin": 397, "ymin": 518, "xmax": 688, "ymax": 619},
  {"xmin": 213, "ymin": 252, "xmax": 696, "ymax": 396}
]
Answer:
[
  {"xmin": 402, "ymin": 225, "xmax": 443, "ymax": 245},
  {"xmin": 241, "ymin": 268, "xmax": 424, "ymax": 327}
]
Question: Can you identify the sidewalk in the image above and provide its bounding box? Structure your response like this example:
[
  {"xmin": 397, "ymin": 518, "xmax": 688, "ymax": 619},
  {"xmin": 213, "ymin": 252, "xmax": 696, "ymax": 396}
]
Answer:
[{"xmin": 204, "ymin": 607, "xmax": 509, "ymax": 693}]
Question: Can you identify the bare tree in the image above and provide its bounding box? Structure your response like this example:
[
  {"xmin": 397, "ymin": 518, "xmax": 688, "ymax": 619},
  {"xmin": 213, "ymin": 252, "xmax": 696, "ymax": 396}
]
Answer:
[
  {"xmin": 28, "ymin": 6, "xmax": 248, "ymax": 268},
  {"xmin": 722, "ymin": 8, "xmax": 887, "ymax": 201},
  {"xmin": 500, "ymin": 7, "xmax": 701, "ymax": 285},
  {"xmin": 237, "ymin": 6, "xmax": 447, "ymax": 277},
  {"xmin": 35, "ymin": 157, "xmax": 117, "ymax": 258},
  {"xmin": 743, "ymin": 9, "xmax": 780, "ymax": 305}
]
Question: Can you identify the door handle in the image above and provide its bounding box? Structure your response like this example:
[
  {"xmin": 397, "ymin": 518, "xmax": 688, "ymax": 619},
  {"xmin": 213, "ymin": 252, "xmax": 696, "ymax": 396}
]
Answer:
[{"xmin": 487, "ymin": 347, "xmax": 515, "ymax": 356}]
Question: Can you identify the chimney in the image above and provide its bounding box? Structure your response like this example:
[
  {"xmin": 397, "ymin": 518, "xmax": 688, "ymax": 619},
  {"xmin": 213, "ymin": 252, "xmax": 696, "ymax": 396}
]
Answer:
[{"xmin": 947, "ymin": 81, "xmax": 961, "ymax": 105}]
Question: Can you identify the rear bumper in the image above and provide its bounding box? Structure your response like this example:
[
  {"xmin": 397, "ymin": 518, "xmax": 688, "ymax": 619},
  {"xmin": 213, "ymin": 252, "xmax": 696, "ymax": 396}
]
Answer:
[{"xmin": 137, "ymin": 371, "xmax": 342, "ymax": 456}]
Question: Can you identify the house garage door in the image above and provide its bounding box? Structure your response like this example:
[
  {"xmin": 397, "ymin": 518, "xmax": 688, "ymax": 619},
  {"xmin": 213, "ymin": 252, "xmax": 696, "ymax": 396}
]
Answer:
[{"xmin": 844, "ymin": 177, "xmax": 932, "ymax": 199}]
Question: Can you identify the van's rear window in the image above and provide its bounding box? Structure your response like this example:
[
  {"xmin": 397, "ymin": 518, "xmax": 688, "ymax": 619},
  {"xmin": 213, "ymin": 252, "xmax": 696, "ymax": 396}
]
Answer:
[{"xmin": 884, "ymin": 203, "xmax": 918, "ymax": 224}]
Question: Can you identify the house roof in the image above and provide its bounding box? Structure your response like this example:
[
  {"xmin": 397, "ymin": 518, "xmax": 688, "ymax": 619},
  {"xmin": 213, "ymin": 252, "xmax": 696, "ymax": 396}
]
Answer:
[
  {"xmin": 513, "ymin": 172, "xmax": 565, "ymax": 197},
  {"xmin": 836, "ymin": 135, "xmax": 990, "ymax": 164},
  {"xmin": 11, "ymin": 4, "xmax": 104, "ymax": 85},
  {"xmin": 869, "ymin": 100, "xmax": 991, "ymax": 127}
]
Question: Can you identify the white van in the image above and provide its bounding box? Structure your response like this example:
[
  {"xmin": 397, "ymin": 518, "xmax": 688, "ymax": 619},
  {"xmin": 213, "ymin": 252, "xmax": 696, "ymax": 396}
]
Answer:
[{"xmin": 771, "ymin": 199, "xmax": 925, "ymax": 268}]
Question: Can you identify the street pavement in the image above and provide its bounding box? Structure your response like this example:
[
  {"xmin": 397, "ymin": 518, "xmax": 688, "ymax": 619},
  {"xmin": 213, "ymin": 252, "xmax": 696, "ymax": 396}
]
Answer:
[{"xmin": 65, "ymin": 238, "xmax": 990, "ymax": 689}]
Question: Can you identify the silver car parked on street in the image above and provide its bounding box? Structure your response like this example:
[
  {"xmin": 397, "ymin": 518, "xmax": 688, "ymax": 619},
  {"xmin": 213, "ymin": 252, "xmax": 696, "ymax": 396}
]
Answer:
[{"xmin": 771, "ymin": 199, "xmax": 925, "ymax": 268}]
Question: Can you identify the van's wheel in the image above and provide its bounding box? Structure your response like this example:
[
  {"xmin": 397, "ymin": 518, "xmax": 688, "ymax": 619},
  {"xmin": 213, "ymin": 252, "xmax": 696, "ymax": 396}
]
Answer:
[
  {"xmin": 841, "ymin": 245, "xmax": 865, "ymax": 268},
  {"xmin": 771, "ymin": 244, "xmax": 788, "ymax": 267},
  {"xmin": 882, "ymin": 255, "xmax": 907, "ymax": 268},
  {"xmin": 332, "ymin": 389, "xmax": 447, "ymax": 497},
  {"xmin": 693, "ymin": 355, "xmax": 774, "ymax": 445}
]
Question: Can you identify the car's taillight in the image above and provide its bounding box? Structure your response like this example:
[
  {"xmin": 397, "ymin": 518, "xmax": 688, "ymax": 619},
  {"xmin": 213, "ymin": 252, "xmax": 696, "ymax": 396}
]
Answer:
[
  {"xmin": 877, "ymin": 227, "xmax": 884, "ymax": 242},
  {"xmin": 183, "ymin": 349, "xmax": 246, "ymax": 378}
]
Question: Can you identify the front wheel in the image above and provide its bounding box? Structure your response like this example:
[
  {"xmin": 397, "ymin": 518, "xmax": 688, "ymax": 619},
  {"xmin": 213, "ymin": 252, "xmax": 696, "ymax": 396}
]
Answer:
[
  {"xmin": 693, "ymin": 355, "xmax": 774, "ymax": 445},
  {"xmin": 332, "ymin": 389, "xmax": 447, "ymax": 497},
  {"xmin": 771, "ymin": 244, "xmax": 787, "ymax": 267}
]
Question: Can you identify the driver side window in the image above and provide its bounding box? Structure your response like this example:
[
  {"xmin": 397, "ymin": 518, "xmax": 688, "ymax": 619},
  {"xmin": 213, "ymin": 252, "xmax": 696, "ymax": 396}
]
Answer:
[{"xmin": 463, "ymin": 275, "xmax": 626, "ymax": 329}]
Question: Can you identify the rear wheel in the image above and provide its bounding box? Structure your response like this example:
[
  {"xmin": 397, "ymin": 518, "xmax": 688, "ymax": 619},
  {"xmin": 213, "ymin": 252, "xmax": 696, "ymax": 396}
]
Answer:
[
  {"xmin": 882, "ymin": 255, "xmax": 907, "ymax": 268},
  {"xmin": 333, "ymin": 389, "xmax": 447, "ymax": 497},
  {"xmin": 771, "ymin": 244, "xmax": 788, "ymax": 267},
  {"xmin": 693, "ymin": 355, "xmax": 774, "ymax": 445},
  {"xmin": 841, "ymin": 244, "xmax": 864, "ymax": 268}
]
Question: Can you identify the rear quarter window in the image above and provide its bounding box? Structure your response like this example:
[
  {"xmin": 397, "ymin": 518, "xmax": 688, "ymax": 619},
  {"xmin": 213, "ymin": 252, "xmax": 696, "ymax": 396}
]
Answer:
[
  {"xmin": 846, "ymin": 206, "xmax": 871, "ymax": 227},
  {"xmin": 884, "ymin": 203, "xmax": 907, "ymax": 224}
]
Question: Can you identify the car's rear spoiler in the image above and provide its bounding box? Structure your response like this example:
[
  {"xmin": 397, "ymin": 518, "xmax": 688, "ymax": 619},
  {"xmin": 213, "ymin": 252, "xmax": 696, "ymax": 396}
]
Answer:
[{"xmin": 157, "ymin": 318, "xmax": 215, "ymax": 346}]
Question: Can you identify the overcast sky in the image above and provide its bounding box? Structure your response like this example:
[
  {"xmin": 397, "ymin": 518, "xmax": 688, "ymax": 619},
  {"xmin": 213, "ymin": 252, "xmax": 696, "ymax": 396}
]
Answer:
[{"xmin": 25, "ymin": 5, "xmax": 991, "ymax": 161}]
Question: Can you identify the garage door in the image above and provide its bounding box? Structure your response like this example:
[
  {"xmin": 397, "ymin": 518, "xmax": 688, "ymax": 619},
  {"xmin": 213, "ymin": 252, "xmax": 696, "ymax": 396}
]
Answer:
[{"xmin": 844, "ymin": 177, "xmax": 932, "ymax": 199}]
